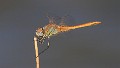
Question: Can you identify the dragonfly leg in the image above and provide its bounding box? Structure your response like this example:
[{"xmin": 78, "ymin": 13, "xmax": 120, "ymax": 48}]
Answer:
[
  {"xmin": 36, "ymin": 38, "xmax": 50, "ymax": 58},
  {"xmin": 36, "ymin": 45, "xmax": 50, "ymax": 58},
  {"xmin": 47, "ymin": 37, "xmax": 50, "ymax": 46}
]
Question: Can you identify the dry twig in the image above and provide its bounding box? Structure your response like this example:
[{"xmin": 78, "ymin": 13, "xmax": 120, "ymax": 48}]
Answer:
[{"xmin": 34, "ymin": 36, "xmax": 40, "ymax": 68}]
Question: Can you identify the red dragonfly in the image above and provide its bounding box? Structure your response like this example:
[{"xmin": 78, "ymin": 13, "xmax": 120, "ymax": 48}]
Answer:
[{"xmin": 35, "ymin": 16, "xmax": 101, "ymax": 57}]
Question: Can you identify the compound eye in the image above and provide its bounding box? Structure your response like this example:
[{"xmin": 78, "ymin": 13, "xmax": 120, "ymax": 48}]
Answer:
[
  {"xmin": 36, "ymin": 31, "xmax": 43, "ymax": 37},
  {"xmin": 39, "ymin": 32, "xmax": 43, "ymax": 36}
]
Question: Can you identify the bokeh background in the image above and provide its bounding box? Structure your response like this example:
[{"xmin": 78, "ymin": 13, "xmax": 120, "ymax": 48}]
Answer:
[{"xmin": 0, "ymin": 0, "xmax": 120, "ymax": 68}]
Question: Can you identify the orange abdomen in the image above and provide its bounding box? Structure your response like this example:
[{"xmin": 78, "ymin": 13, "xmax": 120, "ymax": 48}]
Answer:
[{"xmin": 57, "ymin": 21, "xmax": 101, "ymax": 32}]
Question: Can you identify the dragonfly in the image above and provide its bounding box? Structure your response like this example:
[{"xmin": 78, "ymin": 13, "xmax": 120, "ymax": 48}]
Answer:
[{"xmin": 35, "ymin": 16, "xmax": 101, "ymax": 57}]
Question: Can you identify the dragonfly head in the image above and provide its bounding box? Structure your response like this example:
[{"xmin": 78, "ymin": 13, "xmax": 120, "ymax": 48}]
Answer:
[
  {"xmin": 36, "ymin": 28, "xmax": 45, "ymax": 43},
  {"xmin": 36, "ymin": 28, "xmax": 44, "ymax": 37}
]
